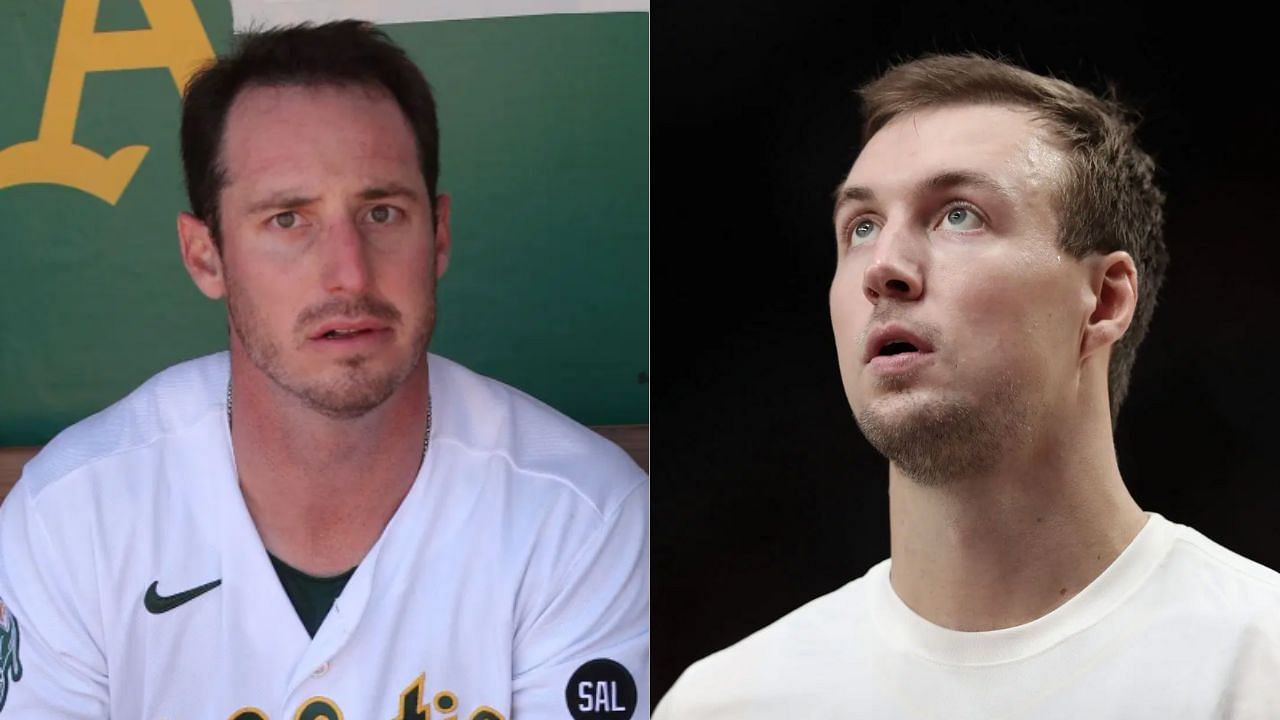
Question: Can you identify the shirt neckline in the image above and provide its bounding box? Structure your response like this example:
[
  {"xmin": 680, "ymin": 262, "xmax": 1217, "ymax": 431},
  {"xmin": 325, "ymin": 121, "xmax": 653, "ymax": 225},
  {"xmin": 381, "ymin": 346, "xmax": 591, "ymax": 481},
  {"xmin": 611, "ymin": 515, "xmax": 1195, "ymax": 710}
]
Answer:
[{"xmin": 868, "ymin": 512, "xmax": 1174, "ymax": 666}]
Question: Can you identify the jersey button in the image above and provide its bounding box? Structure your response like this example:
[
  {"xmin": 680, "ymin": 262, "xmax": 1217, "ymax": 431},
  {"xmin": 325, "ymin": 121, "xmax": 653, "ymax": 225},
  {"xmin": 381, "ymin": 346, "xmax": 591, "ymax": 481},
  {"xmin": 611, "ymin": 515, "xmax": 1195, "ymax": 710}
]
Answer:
[{"xmin": 312, "ymin": 661, "xmax": 329, "ymax": 677}]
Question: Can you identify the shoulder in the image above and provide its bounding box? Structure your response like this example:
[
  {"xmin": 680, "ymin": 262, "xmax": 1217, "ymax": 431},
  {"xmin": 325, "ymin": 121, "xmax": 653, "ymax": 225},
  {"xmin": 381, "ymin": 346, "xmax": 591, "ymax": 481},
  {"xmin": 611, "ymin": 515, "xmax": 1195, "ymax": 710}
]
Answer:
[
  {"xmin": 15, "ymin": 352, "xmax": 228, "ymax": 502},
  {"xmin": 1156, "ymin": 515, "xmax": 1280, "ymax": 613},
  {"xmin": 658, "ymin": 568, "xmax": 880, "ymax": 717},
  {"xmin": 427, "ymin": 353, "xmax": 646, "ymax": 521},
  {"xmin": 1136, "ymin": 516, "xmax": 1280, "ymax": 706}
]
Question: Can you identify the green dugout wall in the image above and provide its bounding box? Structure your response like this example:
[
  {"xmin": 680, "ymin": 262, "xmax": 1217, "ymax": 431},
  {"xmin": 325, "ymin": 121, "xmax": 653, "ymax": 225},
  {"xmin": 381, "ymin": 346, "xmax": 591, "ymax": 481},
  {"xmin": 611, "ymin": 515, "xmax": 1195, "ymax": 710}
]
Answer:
[{"xmin": 0, "ymin": 0, "xmax": 649, "ymax": 445}]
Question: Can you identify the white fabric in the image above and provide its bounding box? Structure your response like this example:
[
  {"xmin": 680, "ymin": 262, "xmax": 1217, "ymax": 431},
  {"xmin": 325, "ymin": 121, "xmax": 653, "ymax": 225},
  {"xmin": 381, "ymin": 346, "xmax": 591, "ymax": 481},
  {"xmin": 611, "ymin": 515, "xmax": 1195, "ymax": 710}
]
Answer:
[
  {"xmin": 230, "ymin": 0, "xmax": 649, "ymax": 29},
  {"xmin": 0, "ymin": 352, "xmax": 649, "ymax": 719},
  {"xmin": 656, "ymin": 514, "xmax": 1280, "ymax": 719}
]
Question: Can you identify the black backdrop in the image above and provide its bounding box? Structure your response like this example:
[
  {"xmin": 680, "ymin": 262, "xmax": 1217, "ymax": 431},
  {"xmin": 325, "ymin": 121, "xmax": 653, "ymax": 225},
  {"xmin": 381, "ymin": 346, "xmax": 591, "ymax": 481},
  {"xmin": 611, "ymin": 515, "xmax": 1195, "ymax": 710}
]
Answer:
[{"xmin": 653, "ymin": 2, "xmax": 1280, "ymax": 705}]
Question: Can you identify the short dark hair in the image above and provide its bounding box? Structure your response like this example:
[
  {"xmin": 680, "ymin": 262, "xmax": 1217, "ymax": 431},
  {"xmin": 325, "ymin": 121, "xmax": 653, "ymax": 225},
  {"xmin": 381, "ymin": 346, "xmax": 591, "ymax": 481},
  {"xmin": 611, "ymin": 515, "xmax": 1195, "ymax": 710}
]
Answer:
[
  {"xmin": 859, "ymin": 53, "xmax": 1168, "ymax": 423},
  {"xmin": 180, "ymin": 20, "xmax": 441, "ymax": 242}
]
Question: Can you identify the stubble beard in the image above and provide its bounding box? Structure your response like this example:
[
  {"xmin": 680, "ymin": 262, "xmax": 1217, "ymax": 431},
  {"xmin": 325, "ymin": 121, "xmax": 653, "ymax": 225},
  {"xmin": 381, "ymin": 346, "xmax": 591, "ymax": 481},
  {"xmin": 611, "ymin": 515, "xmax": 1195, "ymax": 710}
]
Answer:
[
  {"xmin": 853, "ymin": 369, "xmax": 1031, "ymax": 486},
  {"xmin": 226, "ymin": 274, "xmax": 434, "ymax": 420}
]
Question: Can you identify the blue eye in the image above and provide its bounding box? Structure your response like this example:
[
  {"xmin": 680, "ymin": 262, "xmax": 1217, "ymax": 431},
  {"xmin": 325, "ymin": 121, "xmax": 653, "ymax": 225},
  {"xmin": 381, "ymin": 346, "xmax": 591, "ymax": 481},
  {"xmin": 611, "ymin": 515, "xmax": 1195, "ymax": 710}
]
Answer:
[
  {"xmin": 850, "ymin": 219, "xmax": 879, "ymax": 246},
  {"xmin": 940, "ymin": 206, "xmax": 983, "ymax": 231}
]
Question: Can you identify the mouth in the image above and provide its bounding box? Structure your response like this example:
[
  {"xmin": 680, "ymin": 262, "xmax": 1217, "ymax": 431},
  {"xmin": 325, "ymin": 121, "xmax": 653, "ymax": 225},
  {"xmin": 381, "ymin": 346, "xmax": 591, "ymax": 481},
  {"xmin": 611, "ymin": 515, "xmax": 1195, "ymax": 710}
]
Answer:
[
  {"xmin": 309, "ymin": 319, "xmax": 392, "ymax": 343},
  {"xmin": 319, "ymin": 328, "xmax": 378, "ymax": 340},
  {"xmin": 862, "ymin": 325, "xmax": 936, "ymax": 375},
  {"xmin": 864, "ymin": 325, "xmax": 934, "ymax": 363},
  {"xmin": 876, "ymin": 340, "xmax": 920, "ymax": 357}
]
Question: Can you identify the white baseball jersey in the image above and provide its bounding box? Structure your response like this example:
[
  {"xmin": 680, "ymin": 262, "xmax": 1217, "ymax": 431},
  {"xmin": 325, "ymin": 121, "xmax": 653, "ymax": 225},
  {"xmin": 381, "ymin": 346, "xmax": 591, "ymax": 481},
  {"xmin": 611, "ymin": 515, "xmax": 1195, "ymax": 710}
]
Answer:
[
  {"xmin": 655, "ymin": 513, "xmax": 1280, "ymax": 719},
  {"xmin": 0, "ymin": 351, "xmax": 649, "ymax": 720}
]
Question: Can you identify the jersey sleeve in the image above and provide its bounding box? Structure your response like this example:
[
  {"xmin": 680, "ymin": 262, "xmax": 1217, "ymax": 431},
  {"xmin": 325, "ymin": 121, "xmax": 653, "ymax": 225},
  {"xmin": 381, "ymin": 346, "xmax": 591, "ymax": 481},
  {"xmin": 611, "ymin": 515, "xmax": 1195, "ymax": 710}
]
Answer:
[
  {"xmin": 510, "ymin": 477, "xmax": 649, "ymax": 720},
  {"xmin": 0, "ymin": 477, "xmax": 110, "ymax": 717}
]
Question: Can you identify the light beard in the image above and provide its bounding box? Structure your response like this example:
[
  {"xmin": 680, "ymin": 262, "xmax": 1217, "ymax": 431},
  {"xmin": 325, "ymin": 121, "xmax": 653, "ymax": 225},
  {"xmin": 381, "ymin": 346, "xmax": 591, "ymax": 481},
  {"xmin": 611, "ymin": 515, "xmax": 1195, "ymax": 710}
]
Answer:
[
  {"xmin": 853, "ymin": 372, "xmax": 1031, "ymax": 486},
  {"xmin": 225, "ymin": 276, "xmax": 434, "ymax": 420}
]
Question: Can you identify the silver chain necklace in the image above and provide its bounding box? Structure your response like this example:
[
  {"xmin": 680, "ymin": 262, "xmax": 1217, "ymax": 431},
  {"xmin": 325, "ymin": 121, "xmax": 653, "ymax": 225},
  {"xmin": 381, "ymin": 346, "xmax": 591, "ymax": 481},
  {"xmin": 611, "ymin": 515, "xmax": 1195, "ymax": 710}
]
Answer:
[{"xmin": 226, "ymin": 381, "xmax": 433, "ymax": 466}]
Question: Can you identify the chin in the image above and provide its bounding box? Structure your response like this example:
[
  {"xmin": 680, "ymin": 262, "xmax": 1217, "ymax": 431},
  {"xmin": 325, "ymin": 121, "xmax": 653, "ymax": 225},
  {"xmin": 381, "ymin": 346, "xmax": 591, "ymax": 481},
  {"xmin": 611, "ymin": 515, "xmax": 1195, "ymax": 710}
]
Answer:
[
  {"xmin": 295, "ymin": 370, "xmax": 403, "ymax": 419},
  {"xmin": 854, "ymin": 381, "xmax": 1032, "ymax": 485},
  {"xmin": 272, "ymin": 348, "xmax": 420, "ymax": 419},
  {"xmin": 854, "ymin": 381, "xmax": 933, "ymax": 413}
]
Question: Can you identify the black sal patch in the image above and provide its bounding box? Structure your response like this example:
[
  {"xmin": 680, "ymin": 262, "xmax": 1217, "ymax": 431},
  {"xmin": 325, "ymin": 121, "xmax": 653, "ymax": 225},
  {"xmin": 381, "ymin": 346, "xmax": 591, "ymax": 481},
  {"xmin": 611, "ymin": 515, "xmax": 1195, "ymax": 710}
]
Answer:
[
  {"xmin": 565, "ymin": 658, "xmax": 636, "ymax": 720},
  {"xmin": 0, "ymin": 597, "xmax": 23, "ymax": 712}
]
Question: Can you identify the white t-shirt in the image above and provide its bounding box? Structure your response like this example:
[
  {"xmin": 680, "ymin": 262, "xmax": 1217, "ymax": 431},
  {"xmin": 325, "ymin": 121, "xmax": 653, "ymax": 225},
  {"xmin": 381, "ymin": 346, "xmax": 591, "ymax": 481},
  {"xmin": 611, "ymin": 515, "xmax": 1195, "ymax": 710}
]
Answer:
[
  {"xmin": 656, "ymin": 513, "xmax": 1280, "ymax": 719},
  {"xmin": 0, "ymin": 352, "xmax": 649, "ymax": 720}
]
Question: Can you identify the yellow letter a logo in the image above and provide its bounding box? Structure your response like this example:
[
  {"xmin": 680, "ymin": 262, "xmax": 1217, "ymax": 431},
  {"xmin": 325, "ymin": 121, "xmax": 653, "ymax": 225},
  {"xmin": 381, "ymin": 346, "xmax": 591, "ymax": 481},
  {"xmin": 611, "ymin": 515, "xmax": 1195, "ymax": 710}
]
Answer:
[{"xmin": 0, "ymin": 0, "xmax": 215, "ymax": 205}]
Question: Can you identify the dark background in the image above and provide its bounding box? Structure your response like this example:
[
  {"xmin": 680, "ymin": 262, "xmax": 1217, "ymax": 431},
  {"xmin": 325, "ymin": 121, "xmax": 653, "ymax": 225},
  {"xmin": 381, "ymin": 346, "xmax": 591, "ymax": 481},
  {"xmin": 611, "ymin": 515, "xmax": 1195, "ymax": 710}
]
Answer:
[{"xmin": 654, "ymin": 2, "xmax": 1280, "ymax": 705}]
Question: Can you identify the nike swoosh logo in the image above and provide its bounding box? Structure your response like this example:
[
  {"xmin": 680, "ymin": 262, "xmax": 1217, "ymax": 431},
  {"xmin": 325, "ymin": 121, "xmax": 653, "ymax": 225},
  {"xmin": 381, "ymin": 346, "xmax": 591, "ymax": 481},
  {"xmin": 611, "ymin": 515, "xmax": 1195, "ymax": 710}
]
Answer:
[{"xmin": 144, "ymin": 579, "xmax": 222, "ymax": 614}]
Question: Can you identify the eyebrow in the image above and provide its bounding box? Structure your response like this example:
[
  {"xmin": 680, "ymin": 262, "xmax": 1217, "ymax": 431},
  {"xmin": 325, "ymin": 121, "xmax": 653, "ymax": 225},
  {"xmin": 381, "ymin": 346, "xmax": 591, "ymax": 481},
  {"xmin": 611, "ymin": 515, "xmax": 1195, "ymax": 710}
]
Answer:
[
  {"xmin": 244, "ymin": 183, "xmax": 423, "ymax": 216},
  {"xmin": 357, "ymin": 183, "xmax": 422, "ymax": 202},
  {"xmin": 245, "ymin": 192, "xmax": 318, "ymax": 216},
  {"xmin": 831, "ymin": 170, "xmax": 1015, "ymax": 222}
]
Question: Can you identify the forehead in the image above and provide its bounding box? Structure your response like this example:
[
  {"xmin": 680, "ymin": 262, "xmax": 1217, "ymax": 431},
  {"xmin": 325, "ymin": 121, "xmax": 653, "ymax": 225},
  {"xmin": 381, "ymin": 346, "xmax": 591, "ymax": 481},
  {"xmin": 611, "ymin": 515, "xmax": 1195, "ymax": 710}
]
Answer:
[
  {"xmin": 220, "ymin": 83, "xmax": 424, "ymax": 196},
  {"xmin": 844, "ymin": 104, "xmax": 1065, "ymax": 202}
]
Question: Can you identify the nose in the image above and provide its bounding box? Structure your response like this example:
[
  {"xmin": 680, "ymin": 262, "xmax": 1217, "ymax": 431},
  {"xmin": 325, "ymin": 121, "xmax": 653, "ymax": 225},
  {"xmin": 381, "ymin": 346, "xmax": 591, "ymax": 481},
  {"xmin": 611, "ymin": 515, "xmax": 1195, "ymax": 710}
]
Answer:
[
  {"xmin": 863, "ymin": 222, "xmax": 925, "ymax": 304},
  {"xmin": 319, "ymin": 216, "xmax": 372, "ymax": 295}
]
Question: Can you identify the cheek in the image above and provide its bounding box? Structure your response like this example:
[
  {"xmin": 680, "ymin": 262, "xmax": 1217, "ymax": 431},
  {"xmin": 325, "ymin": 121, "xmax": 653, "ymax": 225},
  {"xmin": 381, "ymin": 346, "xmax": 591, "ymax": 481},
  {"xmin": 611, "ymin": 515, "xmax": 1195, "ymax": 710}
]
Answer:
[
  {"xmin": 378, "ymin": 244, "xmax": 434, "ymax": 290},
  {"xmin": 948, "ymin": 267, "xmax": 1081, "ymax": 379},
  {"xmin": 369, "ymin": 250, "xmax": 437, "ymax": 325},
  {"xmin": 226, "ymin": 254, "xmax": 306, "ymax": 335},
  {"xmin": 829, "ymin": 262, "xmax": 870, "ymax": 368}
]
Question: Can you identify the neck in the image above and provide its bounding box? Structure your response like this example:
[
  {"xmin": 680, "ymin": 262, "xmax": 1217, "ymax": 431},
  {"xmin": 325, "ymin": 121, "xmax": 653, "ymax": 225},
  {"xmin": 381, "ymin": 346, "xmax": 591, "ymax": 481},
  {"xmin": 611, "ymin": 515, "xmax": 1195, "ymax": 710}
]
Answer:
[
  {"xmin": 228, "ymin": 354, "xmax": 431, "ymax": 576},
  {"xmin": 887, "ymin": 399, "xmax": 1146, "ymax": 631}
]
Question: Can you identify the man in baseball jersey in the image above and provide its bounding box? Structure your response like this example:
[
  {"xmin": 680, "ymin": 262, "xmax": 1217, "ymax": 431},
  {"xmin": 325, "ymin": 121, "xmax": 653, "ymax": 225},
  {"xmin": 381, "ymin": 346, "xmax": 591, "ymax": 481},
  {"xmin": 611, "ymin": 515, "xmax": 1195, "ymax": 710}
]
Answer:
[
  {"xmin": 656, "ymin": 54, "xmax": 1280, "ymax": 718},
  {"xmin": 0, "ymin": 21, "xmax": 648, "ymax": 719}
]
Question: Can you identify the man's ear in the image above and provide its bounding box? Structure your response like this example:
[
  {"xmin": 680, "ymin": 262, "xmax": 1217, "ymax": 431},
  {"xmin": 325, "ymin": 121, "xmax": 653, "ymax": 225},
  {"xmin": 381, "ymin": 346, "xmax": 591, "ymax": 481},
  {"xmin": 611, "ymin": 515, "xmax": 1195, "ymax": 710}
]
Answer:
[
  {"xmin": 1081, "ymin": 251, "xmax": 1138, "ymax": 361},
  {"xmin": 178, "ymin": 212, "xmax": 226, "ymax": 300},
  {"xmin": 432, "ymin": 193, "xmax": 451, "ymax": 280}
]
